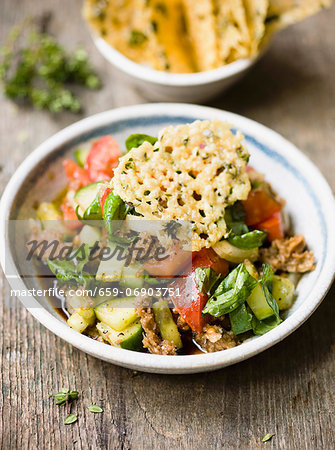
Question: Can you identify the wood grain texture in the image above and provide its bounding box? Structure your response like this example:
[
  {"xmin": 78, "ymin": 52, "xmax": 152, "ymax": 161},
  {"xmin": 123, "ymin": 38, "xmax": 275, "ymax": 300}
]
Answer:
[{"xmin": 0, "ymin": 1, "xmax": 334, "ymax": 448}]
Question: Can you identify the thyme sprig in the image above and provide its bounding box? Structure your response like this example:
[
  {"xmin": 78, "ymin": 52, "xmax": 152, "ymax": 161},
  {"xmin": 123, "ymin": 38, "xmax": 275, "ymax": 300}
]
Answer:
[
  {"xmin": 54, "ymin": 388, "xmax": 79, "ymax": 412},
  {"xmin": 53, "ymin": 388, "xmax": 104, "ymax": 424}
]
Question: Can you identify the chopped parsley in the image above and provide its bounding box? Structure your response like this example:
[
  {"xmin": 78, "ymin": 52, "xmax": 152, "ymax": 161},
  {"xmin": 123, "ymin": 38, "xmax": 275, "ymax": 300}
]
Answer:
[{"xmin": 129, "ymin": 30, "xmax": 148, "ymax": 46}]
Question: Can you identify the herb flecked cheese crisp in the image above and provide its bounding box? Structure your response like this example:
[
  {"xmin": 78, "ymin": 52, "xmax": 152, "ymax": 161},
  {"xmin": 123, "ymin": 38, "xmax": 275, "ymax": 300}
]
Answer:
[{"xmin": 112, "ymin": 120, "xmax": 251, "ymax": 251}]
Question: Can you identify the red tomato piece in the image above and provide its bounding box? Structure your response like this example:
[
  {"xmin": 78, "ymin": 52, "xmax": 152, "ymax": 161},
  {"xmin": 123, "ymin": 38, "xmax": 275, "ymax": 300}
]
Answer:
[
  {"xmin": 85, "ymin": 136, "xmax": 122, "ymax": 182},
  {"xmin": 60, "ymin": 203, "xmax": 82, "ymax": 229},
  {"xmin": 242, "ymin": 185, "xmax": 281, "ymax": 226},
  {"xmin": 256, "ymin": 211, "xmax": 284, "ymax": 242},
  {"xmin": 171, "ymin": 272, "xmax": 209, "ymax": 334},
  {"xmin": 192, "ymin": 248, "xmax": 229, "ymax": 276},
  {"xmin": 63, "ymin": 159, "xmax": 90, "ymax": 191},
  {"xmin": 171, "ymin": 249, "xmax": 229, "ymax": 333}
]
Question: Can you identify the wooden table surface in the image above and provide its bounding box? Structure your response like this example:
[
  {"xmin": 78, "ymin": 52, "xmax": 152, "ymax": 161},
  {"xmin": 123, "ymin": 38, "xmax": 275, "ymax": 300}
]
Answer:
[{"xmin": 1, "ymin": 1, "xmax": 334, "ymax": 449}]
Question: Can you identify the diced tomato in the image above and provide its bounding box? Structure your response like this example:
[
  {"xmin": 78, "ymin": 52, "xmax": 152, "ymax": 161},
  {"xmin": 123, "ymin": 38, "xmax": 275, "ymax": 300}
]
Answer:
[
  {"xmin": 256, "ymin": 211, "xmax": 284, "ymax": 242},
  {"xmin": 242, "ymin": 185, "xmax": 282, "ymax": 226},
  {"xmin": 171, "ymin": 249, "xmax": 229, "ymax": 333},
  {"xmin": 85, "ymin": 136, "xmax": 122, "ymax": 182},
  {"xmin": 63, "ymin": 159, "xmax": 90, "ymax": 191},
  {"xmin": 192, "ymin": 248, "xmax": 229, "ymax": 276},
  {"xmin": 99, "ymin": 186, "xmax": 112, "ymax": 212},
  {"xmin": 171, "ymin": 272, "xmax": 209, "ymax": 334},
  {"xmin": 60, "ymin": 203, "xmax": 82, "ymax": 229}
]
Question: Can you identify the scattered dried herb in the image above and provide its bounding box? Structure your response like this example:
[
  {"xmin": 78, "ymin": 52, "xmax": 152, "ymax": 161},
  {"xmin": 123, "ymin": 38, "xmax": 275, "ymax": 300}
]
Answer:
[{"xmin": 0, "ymin": 20, "xmax": 101, "ymax": 113}]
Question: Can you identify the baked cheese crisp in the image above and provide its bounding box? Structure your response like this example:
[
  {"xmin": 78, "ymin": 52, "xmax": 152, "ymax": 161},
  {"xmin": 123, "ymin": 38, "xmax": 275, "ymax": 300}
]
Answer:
[
  {"xmin": 112, "ymin": 120, "xmax": 251, "ymax": 251},
  {"xmin": 84, "ymin": 0, "xmax": 331, "ymax": 73}
]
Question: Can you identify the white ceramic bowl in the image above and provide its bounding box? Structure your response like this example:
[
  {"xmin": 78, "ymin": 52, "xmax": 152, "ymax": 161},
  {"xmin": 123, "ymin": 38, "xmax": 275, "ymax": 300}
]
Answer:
[
  {"xmin": 93, "ymin": 36, "xmax": 259, "ymax": 102},
  {"xmin": 1, "ymin": 103, "xmax": 335, "ymax": 374}
]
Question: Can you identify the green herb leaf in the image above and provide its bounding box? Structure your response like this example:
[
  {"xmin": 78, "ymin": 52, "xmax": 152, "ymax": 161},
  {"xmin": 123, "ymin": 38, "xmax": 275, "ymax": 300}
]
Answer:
[
  {"xmin": 203, "ymin": 263, "xmax": 258, "ymax": 316},
  {"xmin": 251, "ymin": 314, "xmax": 282, "ymax": 335},
  {"xmin": 88, "ymin": 404, "xmax": 103, "ymax": 413},
  {"xmin": 83, "ymin": 192, "xmax": 103, "ymax": 220},
  {"xmin": 64, "ymin": 413, "xmax": 78, "ymax": 425},
  {"xmin": 54, "ymin": 392, "xmax": 67, "ymax": 405},
  {"xmin": 69, "ymin": 391, "xmax": 79, "ymax": 400},
  {"xmin": 103, "ymin": 192, "xmax": 129, "ymax": 239},
  {"xmin": 194, "ymin": 267, "xmax": 221, "ymax": 296},
  {"xmin": 47, "ymin": 244, "xmax": 91, "ymax": 287},
  {"xmin": 54, "ymin": 393, "xmax": 67, "ymax": 400},
  {"xmin": 250, "ymin": 264, "xmax": 282, "ymax": 335},
  {"xmin": 229, "ymin": 303, "xmax": 253, "ymax": 335},
  {"xmin": 228, "ymin": 230, "xmax": 267, "ymax": 249},
  {"xmin": 262, "ymin": 433, "xmax": 275, "ymax": 442},
  {"xmin": 224, "ymin": 202, "xmax": 249, "ymax": 236},
  {"xmin": 125, "ymin": 134, "xmax": 158, "ymax": 152},
  {"xmin": 261, "ymin": 263, "xmax": 281, "ymax": 320}
]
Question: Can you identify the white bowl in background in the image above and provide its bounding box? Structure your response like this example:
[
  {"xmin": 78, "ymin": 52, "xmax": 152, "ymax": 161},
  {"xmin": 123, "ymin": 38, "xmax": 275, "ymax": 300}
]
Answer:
[
  {"xmin": 1, "ymin": 103, "xmax": 334, "ymax": 374},
  {"xmin": 93, "ymin": 36, "xmax": 260, "ymax": 102}
]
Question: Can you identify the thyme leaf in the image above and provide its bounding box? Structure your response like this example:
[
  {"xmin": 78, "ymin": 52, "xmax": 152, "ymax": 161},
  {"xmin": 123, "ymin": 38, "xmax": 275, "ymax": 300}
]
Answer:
[{"xmin": 88, "ymin": 405, "xmax": 103, "ymax": 413}]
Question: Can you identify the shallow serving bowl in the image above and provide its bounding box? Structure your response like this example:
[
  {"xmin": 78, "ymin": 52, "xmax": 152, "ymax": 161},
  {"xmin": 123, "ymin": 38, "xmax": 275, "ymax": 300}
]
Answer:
[
  {"xmin": 1, "ymin": 103, "xmax": 334, "ymax": 374},
  {"xmin": 93, "ymin": 36, "xmax": 261, "ymax": 102}
]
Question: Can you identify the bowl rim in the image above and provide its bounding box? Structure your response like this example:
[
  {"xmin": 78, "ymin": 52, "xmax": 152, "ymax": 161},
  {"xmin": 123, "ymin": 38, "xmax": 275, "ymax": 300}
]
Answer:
[
  {"xmin": 93, "ymin": 35, "xmax": 256, "ymax": 87},
  {"xmin": 1, "ymin": 103, "xmax": 335, "ymax": 374}
]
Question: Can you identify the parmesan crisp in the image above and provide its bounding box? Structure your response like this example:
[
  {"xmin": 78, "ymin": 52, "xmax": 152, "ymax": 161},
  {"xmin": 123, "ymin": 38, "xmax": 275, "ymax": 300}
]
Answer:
[
  {"xmin": 113, "ymin": 120, "xmax": 251, "ymax": 251},
  {"xmin": 84, "ymin": 0, "xmax": 332, "ymax": 73}
]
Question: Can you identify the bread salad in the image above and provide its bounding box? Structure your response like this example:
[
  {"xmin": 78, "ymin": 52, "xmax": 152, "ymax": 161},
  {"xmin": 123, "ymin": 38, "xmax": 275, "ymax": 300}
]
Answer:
[
  {"xmin": 83, "ymin": 0, "xmax": 330, "ymax": 73},
  {"xmin": 31, "ymin": 120, "xmax": 315, "ymax": 355}
]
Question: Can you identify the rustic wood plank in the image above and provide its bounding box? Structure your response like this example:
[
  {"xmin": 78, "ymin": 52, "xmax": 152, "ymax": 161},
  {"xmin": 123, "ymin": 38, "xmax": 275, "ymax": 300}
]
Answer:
[{"xmin": 0, "ymin": 1, "xmax": 334, "ymax": 449}]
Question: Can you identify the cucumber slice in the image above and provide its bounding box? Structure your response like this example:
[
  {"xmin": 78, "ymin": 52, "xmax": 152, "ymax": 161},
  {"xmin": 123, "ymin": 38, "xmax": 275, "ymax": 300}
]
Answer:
[
  {"xmin": 97, "ymin": 319, "xmax": 143, "ymax": 350},
  {"xmin": 272, "ymin": 275, "xmax": 295, "ymax": 311},
  {"xmin": 213, "ymin": 240, "xmax": 259, "ymax": 263},
  {"xmin": 246, "ymin": 283, "xmax": 273, "ymax": 320},
  {"xmin": 94, "ymin": 297, "xmax": 138, "ymax": 331},
  {"xmin": 76, "ymin": 308, "xmax": 96, "ymax": 326},
  {"xmin": 96, "ymin": 242, "xmax": 126, "ymax": 282},
  {"xmin": 153, "ymin": 300, "xmax": 182, "ymax": 349},
  {"xmin": 120, "ymin": 263, "xmax": 144, "ymax": 289},
  {"xmin": 75, "ymin": 148, "xmax": 90, "ymax": 168},
  {"xmin": 74, "ymin": 182, "xmax": 102, "ymax": 213},
  {"xmin": 79, "ymin": 225, "xmax": 101, "ymax": 247},
  {"xmin": 67, "ymin": 311, "xmax": 92, "ymax": 333}
]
